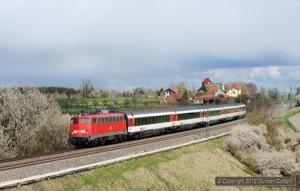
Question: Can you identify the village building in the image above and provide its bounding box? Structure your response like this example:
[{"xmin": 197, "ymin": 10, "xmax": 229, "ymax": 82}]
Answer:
[
  {"xmin": 161, "ymin": 87, "xmax": 182, "ymax": 104},
  {"xmin": 194, "ymin": 95, "xmax": 214, "ymax": 104},
  {"xmin": 166, "ymin": 94, "xmax": 182, "ymax": 104},
  {"xmin": 164, "ymin": 87, "xmax": 181, "ymax": 97},
  {"xmin": 226, "ymin": 83, "xmax": 242, "ymax": 98},
  {"xmin": 206, "ymin": 86, "xmax": 225, "ymax": 97},
  {"xmin": 194, "ymin": 77, "xmax": 242, "ymax": 104}
]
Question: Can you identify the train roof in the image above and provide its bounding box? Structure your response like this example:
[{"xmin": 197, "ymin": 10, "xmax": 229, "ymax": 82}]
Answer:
[
  {"xmin": 124, "ymin": 103, "xmax": 245, "ymax": 118},
  {"xmin": 124, "ymin": 108, "xmax": 174, "ymax": 118},
  {"xmin": 71, "ymin": 110, "xmax": 125, "ymax": 118}
]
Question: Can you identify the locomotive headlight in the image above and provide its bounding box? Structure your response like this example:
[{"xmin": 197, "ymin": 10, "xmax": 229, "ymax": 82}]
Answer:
[{"xmin": 85, "ymin": 130, "xmax": 88, "ymax": 134}]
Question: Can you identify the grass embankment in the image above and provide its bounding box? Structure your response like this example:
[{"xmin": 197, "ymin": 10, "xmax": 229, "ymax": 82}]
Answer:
[
  {"xmin": 18, "ymin": 137, "xmax": 287, "ymax": 191},
  {"xmin": 279, "ymin": 107, "xmax": 300, "ymax": 132}
]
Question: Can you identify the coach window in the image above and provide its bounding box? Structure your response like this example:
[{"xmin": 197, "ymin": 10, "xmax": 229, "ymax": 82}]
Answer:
[
  {"xmin": 150, "ymin": 117, "xmax": 154, "ymax": 124},
  {"xmin": 154, "ymin": 116, "xmax": 158, "ymax": 123},
  {"xmin": 158, "ymin": 116, "xmax": 162, "ymax": 123},
  {"xmin": 135, "ymin": 118, "xmax": 140, "ymax": 126},
  {"xmin": 143, "ymin": 118, "xmax": 147, "ymax": 125},
  {"xmin": 160, "ymin": 116, "xmax": 164, "ymax": 122}
]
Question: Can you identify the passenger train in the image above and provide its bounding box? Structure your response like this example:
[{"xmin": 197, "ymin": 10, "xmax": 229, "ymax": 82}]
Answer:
[{"xmin": 68, "ymin": 103, "xmax": 246, "ymax": 147}]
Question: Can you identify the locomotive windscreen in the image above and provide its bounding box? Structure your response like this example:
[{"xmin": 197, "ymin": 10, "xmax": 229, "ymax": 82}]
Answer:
[
  {"xmin": 70, "ymin": 118, "xmax": 78, "ymax": 124},
  {"xmin": 81, "ymin": 118, "xmax": 91, "ymax": 124}
]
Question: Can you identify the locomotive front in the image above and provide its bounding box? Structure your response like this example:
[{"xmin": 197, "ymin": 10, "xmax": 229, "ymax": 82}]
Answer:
[{"xmin": 68, "ymin": 114, "xmax": 93, "ymax": 146}]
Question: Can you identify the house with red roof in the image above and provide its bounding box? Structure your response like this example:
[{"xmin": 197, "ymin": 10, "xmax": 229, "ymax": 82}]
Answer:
[
  {"xmin": 164, "ymin": 87, "xmax": 181, "ymax": 98},
  {"xmin": 195, "ymin": 77, "xmax": 229, "ymax": 104},
  {"xmin": 226, "ymin": 83, "xmax": 241, "ymax": 98},
  {"xmin": 207, "ymin": 86, "xmax": 225, "ymax": 97},
  {"xmin": 162, "ymin": 87, "xmax": 182, "ymax": 104}
]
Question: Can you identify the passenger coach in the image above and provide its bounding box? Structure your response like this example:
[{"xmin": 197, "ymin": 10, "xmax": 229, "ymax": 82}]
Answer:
[{"xmin": 124, "ymin": 103, "xmax": 246, "ymax": 138}]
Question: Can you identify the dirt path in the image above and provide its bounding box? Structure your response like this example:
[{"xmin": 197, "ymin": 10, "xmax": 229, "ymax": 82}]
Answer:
[{"xmin": 289, "ymin": 113, "xmax": 300, "ymax": 131}]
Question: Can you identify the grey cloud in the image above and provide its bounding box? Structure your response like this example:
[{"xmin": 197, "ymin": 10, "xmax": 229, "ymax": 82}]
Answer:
[{"xmin": 0, "ymin": 0, "xmax": 299, "ymax": 91}]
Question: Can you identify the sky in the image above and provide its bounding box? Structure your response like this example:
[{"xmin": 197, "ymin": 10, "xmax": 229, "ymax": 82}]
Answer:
[{"xmin": 0, "ymin": 0, "xmax": 299, "ymax": 94}]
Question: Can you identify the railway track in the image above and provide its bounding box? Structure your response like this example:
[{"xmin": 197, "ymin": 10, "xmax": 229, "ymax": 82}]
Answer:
[{"xmin": 0, "ymin": 118, "xmax": 245, "ymax": 172}]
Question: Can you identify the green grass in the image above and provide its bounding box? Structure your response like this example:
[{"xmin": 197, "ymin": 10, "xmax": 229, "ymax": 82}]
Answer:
[
  {"xmin": 278, "ymin": 95, "xmax": 297, "ymax": 102},
  {"xmin": 279, "ymin": 107, "xmax": 300, "ymax": 132},
  {"xmin": 17, "ymin": 136, "xmax": 288, "ymax": 191}
]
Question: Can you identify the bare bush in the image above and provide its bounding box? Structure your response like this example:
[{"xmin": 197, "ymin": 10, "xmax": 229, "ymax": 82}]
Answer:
[
  {"xmin": 247, "ymin": 103, "xmax": 280, "ymax": 129},
  {"xmin": 257, "ymin": 150, "xmax": 297, "ymax": 176},
  {"xmin": 0, "ymin": 125, "xmax": 10, "ymax": 159},
  {"xmin": 0, "ymin": 86, "xmax": 70, "ymax": 159},
  {"xmin": 224, "ymin": 124, "xmax": 300, "ymax": 177},
  {"xmin": 224, "ymin": 124, "xmax": 268, "ymax": 160}
]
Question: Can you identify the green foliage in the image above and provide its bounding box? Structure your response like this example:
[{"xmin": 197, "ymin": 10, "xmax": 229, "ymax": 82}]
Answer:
[
  {"xmin": 179, "ymin": 87, "xmax": 190, "ymax": 106},
  {"xmin": 279, "ymin": 107, "xmax": 300, "ymax": 132}
]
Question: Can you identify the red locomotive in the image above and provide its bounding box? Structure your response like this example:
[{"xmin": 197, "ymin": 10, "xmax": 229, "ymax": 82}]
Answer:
[{"xmin": 69, "ymin": 110, "xmax": 128, "ymax": 146}]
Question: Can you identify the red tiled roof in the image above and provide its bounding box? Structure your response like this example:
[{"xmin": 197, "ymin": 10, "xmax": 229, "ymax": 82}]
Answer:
[
  {"xmin": 227, "ymin": 83, "xmax": 241, "ymax": 90},
  {"xmin": 207, "ymin": 86, "xmax": 220, "ymax": 94},
  {"xmin": 171, "ymin": 87, "xmax": 181, "ymax": 95},
  {"xmin": 202, "ymin": 78, "xmax": 212, "ymax": 85},
  {"xmin": 165, "ymin": 87, "xmax": 181, "ymax": 95}
]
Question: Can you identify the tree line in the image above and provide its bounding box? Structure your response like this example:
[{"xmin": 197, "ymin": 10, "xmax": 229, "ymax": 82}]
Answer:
[{"xmin": 38, "ymin": 86, "xmax": 80, "ymax": 98}]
